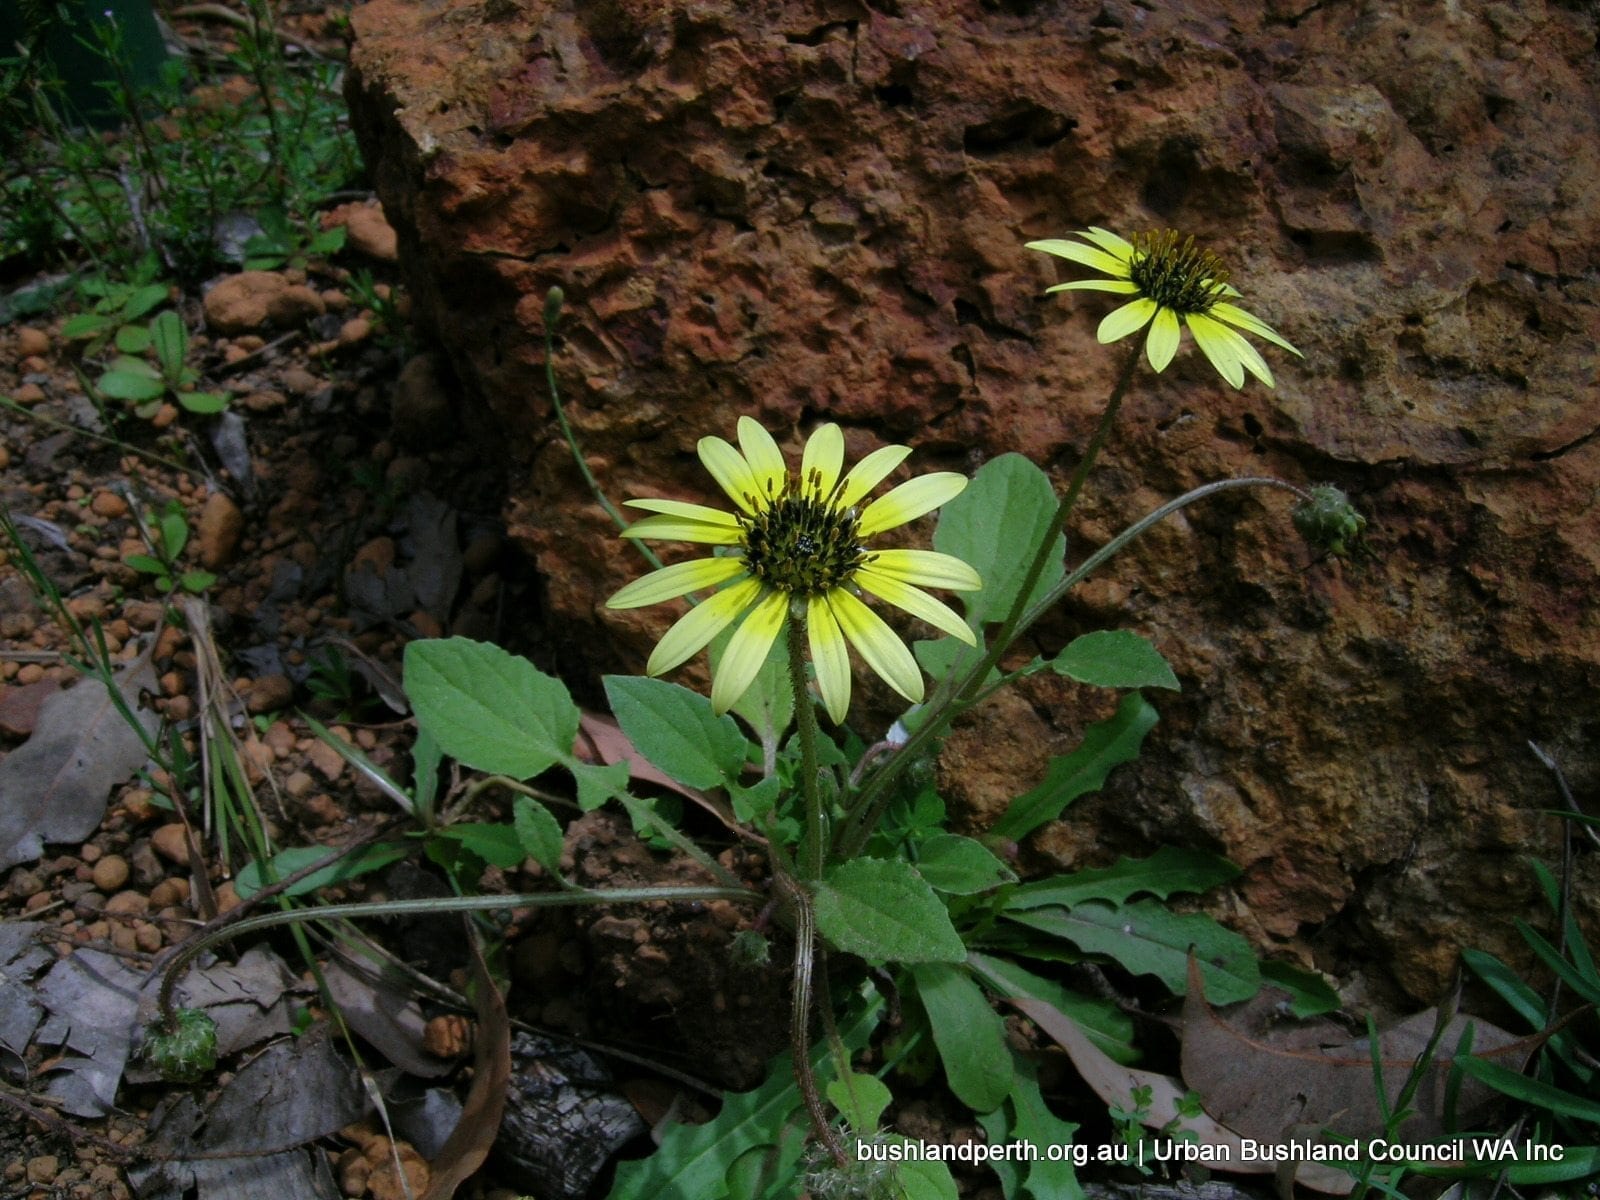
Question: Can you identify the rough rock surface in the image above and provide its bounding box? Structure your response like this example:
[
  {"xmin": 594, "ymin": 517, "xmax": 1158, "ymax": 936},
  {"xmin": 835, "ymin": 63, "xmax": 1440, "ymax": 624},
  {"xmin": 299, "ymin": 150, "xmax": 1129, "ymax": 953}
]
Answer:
[{"xmin": 346, "ymin": 0, "xmax": 1600, "ymax": 1001}]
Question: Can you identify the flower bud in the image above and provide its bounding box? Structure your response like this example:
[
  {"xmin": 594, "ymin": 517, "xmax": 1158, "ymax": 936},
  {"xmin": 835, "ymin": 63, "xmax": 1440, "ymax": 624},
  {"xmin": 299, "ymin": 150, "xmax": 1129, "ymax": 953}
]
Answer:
[
  {"xmin": 1292, "ymin": 485, "xmax": 1367, "ymax": 558},
  {"xmin": 145, "ymin": 1008, "xmax": 218, "ymax": 1083},
  {"xmin": 543, "ymin": 285, "xmax": 564, "ymax": 331}
]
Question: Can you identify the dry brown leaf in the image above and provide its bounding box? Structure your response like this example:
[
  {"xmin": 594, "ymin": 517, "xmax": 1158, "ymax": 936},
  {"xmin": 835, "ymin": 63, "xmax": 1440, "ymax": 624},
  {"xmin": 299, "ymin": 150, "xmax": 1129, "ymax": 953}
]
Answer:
[
  {"xmin": 577, "ymin": 711, "xmax": 744, "ymax": 832},
  {"xmin": 417, "ymin": 925, "xmax": 510, "ymax": 1200},
  {"xmin": 1180, "ymin": 954, "xmax": 1538, "ymax": 1145},
  {"xmin": 0, "ymin": 678, "xmax": 62, "ymax": 737}
]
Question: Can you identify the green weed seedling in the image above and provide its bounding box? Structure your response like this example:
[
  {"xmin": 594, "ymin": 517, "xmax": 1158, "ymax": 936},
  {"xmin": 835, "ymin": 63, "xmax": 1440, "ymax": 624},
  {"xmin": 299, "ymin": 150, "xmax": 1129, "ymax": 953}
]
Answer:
[
  {"xmin": 59, "ymin": 262, "xmax": 170, "ymax": 346},
  {"xmin": 124, "ymin": 499, "xmax": 214, "ymax": 594},
  {"xmin": 95, "ymin": 310, "xmax": 228, "ymax": 417},
  {"xmin": 242, "ymin": 206, "xmax": 347, "ymax": 271}
]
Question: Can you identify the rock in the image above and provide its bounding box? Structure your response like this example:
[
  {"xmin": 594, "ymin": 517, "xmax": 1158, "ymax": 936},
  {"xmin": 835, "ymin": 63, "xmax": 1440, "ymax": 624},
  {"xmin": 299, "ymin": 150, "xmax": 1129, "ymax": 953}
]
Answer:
[
  {"xmin": 11, "ymin": 382, "xmax": 45, "ymax": 405},
  {"xmin": 348, "ymin": 0, "xmax": 1600, "ymax": 1000},
  {"xmin": 90, "ymin": 490, "xmax": 129, "ymax": 518},
  {"xmin": 325, "ymin": 199, "xmax": 400, "ymax": 263},
  {"xmin": 196, "ymin": 492, "xmax": 243, "ymax": 569},
  {"xmin": 91, "ymin": 854, "xmax": 130, "ymax": 892},
  {"xmin": 242, "ymin": 389, "xmax": 287, "ymax": 412},
  {"xmin": 15, "ymin": 327, "xmax": 51, "ymax": 358},
  {"xmin": 150, "ymin": 824, "xmax": 189, "ymax": 866},
  {"xmin": 247, "ymin": 673, "xmax": 295, "ymax": 714},
  {"xmin": 389, "ymin": 353, "xmax": 453, "ymax": 446},
  {"xmin": 203, "ymin": 271, "xmax": 327, "ymax": 334},
  {"xmin": 280, "ymin": 365, "xmax": 322, "ymax": 397},
  {"xmin": 306, "ymin": 736, "xmax": 348, "ymax": 782}
]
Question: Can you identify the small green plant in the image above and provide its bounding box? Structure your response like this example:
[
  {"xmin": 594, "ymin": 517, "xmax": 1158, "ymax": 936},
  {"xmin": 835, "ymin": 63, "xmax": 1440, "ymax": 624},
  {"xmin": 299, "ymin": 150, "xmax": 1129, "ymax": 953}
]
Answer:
[
  {"xmin": 93, "ymin": 309, "xmax": 229, "ymax": 417},
  {"xmin": 58, "ymin": 260, "xmax": 171, "ymax": 344},
  {"xmin": 124, "ymin": 499, "xmax": 215, "ymax": 594},
  {"xmin": 242, "ymin": 206, "xmax": 347, "ymax": 271}
]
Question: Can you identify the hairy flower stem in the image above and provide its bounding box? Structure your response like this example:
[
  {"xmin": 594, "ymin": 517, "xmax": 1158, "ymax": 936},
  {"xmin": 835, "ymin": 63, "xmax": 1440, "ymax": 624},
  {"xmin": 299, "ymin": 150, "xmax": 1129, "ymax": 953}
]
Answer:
[
  {"xmin": 775, "ymin": 872, "xmax": 848, "ymax": 1168},
  {"xmin": 968, "ymin": 343, "xmax": 1141, "ymax": 698},
  {"xmin": 834, "ymin": 476, "xmax": 1313, "ymax": 858},
  {"xmin": 788, "ymin": 614, "xmax": 827, "ymax": 881},
  {"xmin": 156, "ymin": 885, "xmax": 759, "ymax": 1032}
]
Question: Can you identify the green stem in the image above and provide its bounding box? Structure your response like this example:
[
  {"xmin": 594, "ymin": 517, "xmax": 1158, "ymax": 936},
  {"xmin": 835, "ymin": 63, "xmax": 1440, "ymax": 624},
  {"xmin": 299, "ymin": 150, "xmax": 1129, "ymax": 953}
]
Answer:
[
  {"xmin": 541, "ymin": 295, "xmax": 666, "ymax": 570},
  {"xmin": 775, "ymin": 870, "xmax": 847, "ymax": 1167},
  {"xmin": 788, "ymin": 613, "xmax": 825, "ymax": 880},
  {"xmin": 834, "ymin": 475, "xmax": 1312, "ymax": 858},
  {"xmin": 157, "ymin": 885, "xmax": 759, "ymax": 1029}
]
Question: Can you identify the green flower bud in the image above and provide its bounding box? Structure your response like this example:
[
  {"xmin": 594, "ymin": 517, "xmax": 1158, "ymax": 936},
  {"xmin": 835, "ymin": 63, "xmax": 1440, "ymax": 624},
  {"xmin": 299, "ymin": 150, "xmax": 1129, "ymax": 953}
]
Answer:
[
  {"xmin": 730, "ymin": 929, "xmax": 770, "ymax": 967},
  {"xmin": 145, "ymin": 1008, "xmax": 218, "ymax": 1083},
  {"xmin": 1292, "ymin": 485, "xmax": 1367, "ymax": 558},
  {"xmin": 543, "ymin": 285, "xmax": 564, "ymax": 331}
]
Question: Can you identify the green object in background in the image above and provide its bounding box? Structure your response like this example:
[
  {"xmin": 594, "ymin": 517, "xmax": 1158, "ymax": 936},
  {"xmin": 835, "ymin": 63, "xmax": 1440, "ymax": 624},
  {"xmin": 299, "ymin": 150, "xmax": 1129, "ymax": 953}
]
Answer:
[{"xmin": 1, "ymin": 0, "xmax": 168, "ymax": 127}]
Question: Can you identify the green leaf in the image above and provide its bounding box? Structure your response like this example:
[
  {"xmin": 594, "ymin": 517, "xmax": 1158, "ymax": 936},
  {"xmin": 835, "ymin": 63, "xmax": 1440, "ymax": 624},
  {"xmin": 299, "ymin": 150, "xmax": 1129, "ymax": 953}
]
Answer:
[
  {"xmin": 728, "ymin": 775, "xmax": 780, "ymax": 822},
  {"xmin": 1462, "ymin": 948, "xmax": 1547, "ymax": 1031},
  {"xmin": 607, "ymin": 999, "xmax": 879, "ymax": 1200},
  {"xmin": 179, "ymin": 570, "xmax": 216, "ymax": 593},
  {"xmin": 98, "ymin": 364, "xmax": 166, "ymax": 401},
  {"xmin": 114, "ymin": 323, "xmax": 152, "ymax": 353},
  {"xmin": 124, "ymin": 553, "xmax": 168, "ymax": 575},
  {"xmin": 966, "ymin": 953, "xmax": 1137, "ymax": 1064},
  {"xmin": 1007, "ymin": 845, "xmax": 1240, "ymax": 909},
  {"xmin": 603, "ymin": 676, "xmax": 749, "ymax": 789},
  {"xmin": 429, "ymin": 821, "xmax": 526, "ymax": 868},
  {"xmin": 914, "ymin": 833, "xmax": 1017, "ymax": 895},
  {"xmin": 1007, "ymin": 1054, "xmax": 1085, "ymax": 1200},
  {"xmin": 825, "ymin": 1072, "xmax": 891, "ymax": 1132},
  {"xmin": 405, "ymin": 637, "xmax": 579, "ymax": 779},
  {"xmin": 1003, "ymin": 899, "xmax": 1261, "ymax": 1003},
  {"xmin": 1050, "ymin": 629, "xmax": 1179, "ymax": 691},
  {"xmin": 234, "ymin": 842, "xmax": 409, "ymax": 899},
  {"xmin": 714, "ymin": 629, "xmax": 793, "ymax": 752},
  {"xmin": 1452, "ymin": 1055, "xmax": 1600, "ymax": 1122},
  {"xmin": 412, "ymin": 726, "xmax": 442, "ymax": 821},
  {"xmin": 933, "ymin": 454, "xmax": 1064, "ymax": 629},
  {"xmin": 1517, "ymin": 919, "xmax": 1600, "ymax": 1006},
  {"xmin": 991, "ymin": 693, "xmax": 1158, "ymax": 841},
  {"xmin": 814, "ymin": 858, "xmax": 966, "ymax": 964},
  {"xmin": 893, "ymin": 1149, "xmax": 959, "ymax": 1200},
  {"xmin": 159, "ymin": 510, "xmax": 189, "ymax": 560},
  {"xmin": 121, "ymin": 283, "xmax": 170, "ymax": 320},
  {"xmin": 911, "ymin": 962, "xmax": 1013, "ymax": 1112},
  {"xmin": 1259, "ymin": 959, "xmax": 1342, "ymax": 1017},
  {"xmin": 151, "ymin": 310, "xmax": 187, "ymax": 379},
  {"xmin": 177, "ymin": 390, "xmax": 229, "ymax": 414},
  {"xmin": 572, "ymin": 759, "xmax": 631, "ymax": 811},
  {"xmin": 913, "ymin": 636, "xmax": 996, "ymax": 691},
  {"xmin": 513, "ymin": 796, "xmax": 564, "ymax": 873},
  {"xmin": 62, "ymin": 312, "xmax": 114, "ymax": 339}
]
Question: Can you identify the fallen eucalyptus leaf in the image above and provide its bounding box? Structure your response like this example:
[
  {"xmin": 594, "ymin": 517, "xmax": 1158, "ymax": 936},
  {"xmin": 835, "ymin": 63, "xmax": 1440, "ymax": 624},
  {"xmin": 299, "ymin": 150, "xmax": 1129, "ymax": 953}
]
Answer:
[
  {"xmin": 34, "ymin": 947, "xmax": 145, "ymax": 1116},
  {"xmin": 0, "ymin": 656, "xmax": 158, "ymax": 870}
]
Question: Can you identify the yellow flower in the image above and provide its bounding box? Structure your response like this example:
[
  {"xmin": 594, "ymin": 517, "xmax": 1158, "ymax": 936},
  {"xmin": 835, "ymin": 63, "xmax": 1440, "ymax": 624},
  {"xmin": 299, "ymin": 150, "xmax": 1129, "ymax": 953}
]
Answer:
[
  {"xmin": 607, "ymin": 418, "xmax": 982, "ymax": 723},
  {"xmin": 1026, "ymin": 227, "xmax": 1301, "ymax": 388}
]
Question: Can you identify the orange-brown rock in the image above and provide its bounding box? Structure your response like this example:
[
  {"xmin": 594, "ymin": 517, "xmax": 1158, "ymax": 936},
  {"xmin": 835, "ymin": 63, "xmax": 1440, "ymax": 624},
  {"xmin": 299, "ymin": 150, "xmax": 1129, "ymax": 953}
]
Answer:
[
  {"xmin": 203, "ymin": 270, "xmax": 327, "ymax": 334},
  {"xmin": 346, "ymin": 0, "xmax": 1600, "ymax": 1001}
]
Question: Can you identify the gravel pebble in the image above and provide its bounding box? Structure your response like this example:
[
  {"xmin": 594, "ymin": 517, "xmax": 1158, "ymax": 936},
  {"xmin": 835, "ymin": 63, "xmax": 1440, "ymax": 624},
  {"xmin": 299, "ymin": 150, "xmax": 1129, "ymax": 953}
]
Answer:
[
  {"xmin": 91, "ymin": 855, "xmax": 130, "ymax": 891},
  {"xmin": 248, "ymin": 674, "xmax": 295, "ymax": 714}
]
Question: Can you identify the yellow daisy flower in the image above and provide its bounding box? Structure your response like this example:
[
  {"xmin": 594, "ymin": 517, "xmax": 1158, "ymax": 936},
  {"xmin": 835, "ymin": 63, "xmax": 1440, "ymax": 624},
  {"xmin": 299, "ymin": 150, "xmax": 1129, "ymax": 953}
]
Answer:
[
  {"xmin": 1026, "ymin": 227, "xmax": 1302, "ymax": 388},
  {"xmin": 607, "ymin": 418, "xmax": 982, "ymax": 723}
]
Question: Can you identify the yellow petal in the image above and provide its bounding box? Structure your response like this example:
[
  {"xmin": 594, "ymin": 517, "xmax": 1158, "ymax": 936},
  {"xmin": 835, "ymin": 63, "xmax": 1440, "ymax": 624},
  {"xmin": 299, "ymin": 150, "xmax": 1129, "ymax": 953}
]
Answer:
[
  {"xmin": 1079, "ymin": 226, "xmax": 1137, "ymax": 259},
  {"xmin": 647, "ymin": 577, "xmax": 762, "ymax": 675},
  {"xmin": 621, "ymin": 514, "xmax": 742, "ymax": 545},
  {"xmin": 624, "ymin": 497, "xmax": 740, "ymax": 527},
  {"xmin": 800, "ymin": 423, "xmax": 845, "ymax": 499},
  {"xmin": 1185, "ymin": 312, "xmax": 1246, "ymax": 388},
  {"xmin": 826, "ymin": 589, "xmax": 923, "ymax": 705},
  {"xmin": 1145, "ymin": 305, "xmax": 1182, "ymax": 373},
  {"xmin": 737, "ymin": 417, "xmax": 788, "ymax": 503},
  {"xmin": 857, "ymin": 472, "xmax": 967, "ymax": 536},
  {"xmin": 855, "ymin": 567, "xmax": 976, "ymax": 645},
  {"xmin": 606, "ymin": 557, "xmax": 747, "ymax": 609},
  {"xmin": 1045, "ymin": 278, "xmax": 1142, "ymax": 295},
  {"xmin": 711, "ymin": 589, "xmax": 788, "ymax": 714},
  {"xmin": 1210, "ymin": 301, "xmax": 1302, "ymax": 356},
  {"xmin": 1097, "ymin": 297, "xmax": 1158, "ymax": 344},
  {"xmin": 1024, "ymin": 238, "xmax": 1132, "ymax": 278},
  {"xmin": 863, "ymin": 549, "xmax": 982, "ymax": 592},
  {"xmin": 837, "ymin": 443, "xmax": 912, "ymax": 508},
  {"xmin": 807, "ymin": 594, "xmax": 852, "ymax": 724},
  {"xmin": 698, "ymin": 435, "xmax": 761, "ymax": 515}
]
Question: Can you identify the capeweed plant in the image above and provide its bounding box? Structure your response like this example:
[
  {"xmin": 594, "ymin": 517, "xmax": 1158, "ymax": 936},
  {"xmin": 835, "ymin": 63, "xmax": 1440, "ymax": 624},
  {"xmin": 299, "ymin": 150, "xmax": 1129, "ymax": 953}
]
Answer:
[{"xmin": 149, "ymin": 228, "xmax": 1367, "ymax": 1199}]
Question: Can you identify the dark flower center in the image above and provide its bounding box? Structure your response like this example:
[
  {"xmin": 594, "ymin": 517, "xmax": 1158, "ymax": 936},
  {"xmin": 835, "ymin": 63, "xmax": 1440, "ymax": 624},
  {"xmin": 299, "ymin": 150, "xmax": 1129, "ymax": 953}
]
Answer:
[
  {"xmin": 741, "ymin": 480, "xmax": 865, "ymax": 596},
  {"xmin": 1128, "ymin": 230, "xmax": 1231, "ymax": 314}
]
